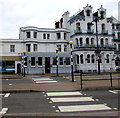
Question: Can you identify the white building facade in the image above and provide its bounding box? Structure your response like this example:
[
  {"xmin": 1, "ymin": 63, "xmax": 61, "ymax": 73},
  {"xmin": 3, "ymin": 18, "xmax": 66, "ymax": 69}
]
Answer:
[{"xmin": 0, "ymin": 5, "xmax": 119, "ymax": 74}]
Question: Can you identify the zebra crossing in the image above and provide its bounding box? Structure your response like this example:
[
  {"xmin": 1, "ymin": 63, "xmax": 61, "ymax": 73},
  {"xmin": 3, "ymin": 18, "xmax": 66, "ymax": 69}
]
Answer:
[
  {"xmin": 32, "ymin": 77, "xmax": 58, "ymax": 84},
  {"xmin": 0, "ymin": 93, "xmax": 10, "ymax": 115},
  {"xmin": 44, "ymin": 91, "xmax": 113, "ymax": 113}
]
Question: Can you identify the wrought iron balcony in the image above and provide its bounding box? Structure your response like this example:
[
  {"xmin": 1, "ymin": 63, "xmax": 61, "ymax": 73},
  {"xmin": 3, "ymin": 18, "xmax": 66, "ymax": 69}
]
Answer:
[
  {"xmin": 74, "ymin": 29, "xmax": 82, "ymax": 34},
  {"xmin": 87, "ymin": 29, "xmax": 94, "ymax": 34},
  {"xmin": 101, "ymin": 30, "xmax": 108, "ymax": 35}
]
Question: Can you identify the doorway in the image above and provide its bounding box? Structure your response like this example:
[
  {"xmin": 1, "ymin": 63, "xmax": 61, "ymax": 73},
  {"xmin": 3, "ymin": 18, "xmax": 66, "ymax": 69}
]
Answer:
[{"xmin": 45, "ymin": 57, "xmax": 50, "ymax": 73}]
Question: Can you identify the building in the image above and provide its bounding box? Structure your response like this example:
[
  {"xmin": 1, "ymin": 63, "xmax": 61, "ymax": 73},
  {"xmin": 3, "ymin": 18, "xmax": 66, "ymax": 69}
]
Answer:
[{"xmin": 0, "ymin": 5, "xmax": 119, "ymax": 74}]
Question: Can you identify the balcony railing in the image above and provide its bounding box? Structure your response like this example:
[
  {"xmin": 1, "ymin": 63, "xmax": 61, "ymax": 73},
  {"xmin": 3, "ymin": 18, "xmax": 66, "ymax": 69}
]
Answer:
[
  {"xmin": 87, "ymin": 29, "xmax": 94, "ymax": 34},
  {"xmin": 113, "ymin": 37, "xmax": 120, "ymax": 41},
  {"xmin": 74, "ymin": 29, "xmax": 82, "ymax": 34},
  {"xmin": 101, "ymin": 30, "xmax": 108, "ymax": 35},
  {"xmin": 74, "ymin": 44, "xmax": 114, "ymax": 49}
]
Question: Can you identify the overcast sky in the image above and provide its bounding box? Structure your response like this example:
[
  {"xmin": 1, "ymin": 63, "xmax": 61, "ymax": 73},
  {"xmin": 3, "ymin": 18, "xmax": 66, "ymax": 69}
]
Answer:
[{"xmin": 0, "ymin": 0, "xmax": 119, "ymax": 39}]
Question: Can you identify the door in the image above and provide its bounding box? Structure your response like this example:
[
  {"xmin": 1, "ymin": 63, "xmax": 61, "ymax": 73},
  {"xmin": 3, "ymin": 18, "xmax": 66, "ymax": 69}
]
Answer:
[{"xmin": 45, "ymin": 57, "xmax": 50, "ymax": 73}]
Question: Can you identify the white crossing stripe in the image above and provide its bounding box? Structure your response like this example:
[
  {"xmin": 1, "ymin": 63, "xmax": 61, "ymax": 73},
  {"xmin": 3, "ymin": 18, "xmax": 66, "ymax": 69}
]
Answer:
[
  {"xmin": 46, "ymin": 91, "xmax": 82, "ymax": 96},
  {"xmin": 0, "ymin": 94, "xmax": 4, "ymax": 96},
  {"xmin": 58, "ymin": 104, "xmax": 111, "ymax": 112},
  {"xmin": 50, "ymin": 97, "xmax": 94, "ymax": 102},
  {"xmin": 4, "ymin": 93, "xmax": 10, "ymax": 98},
  {"xmin": 109, "ymin": 90, "xmax": 118, "ymax": 94},
  {"xmin": 36, "ymin": 81, "xmax": 57, "ymax": 83},
  {"xmin": 0, "ymin": 108, "xmax": 8, "ymax": 114},
  {"xmin": 32, "ymin": 78, "xmax": 57, "ymax": 84}
]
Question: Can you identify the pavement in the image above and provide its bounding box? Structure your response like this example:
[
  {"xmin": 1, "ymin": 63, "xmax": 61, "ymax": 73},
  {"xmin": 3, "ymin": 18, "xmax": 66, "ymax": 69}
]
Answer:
[{"xmin": 0, "ymin": 73, "xmax": 119, "ymax": 93}]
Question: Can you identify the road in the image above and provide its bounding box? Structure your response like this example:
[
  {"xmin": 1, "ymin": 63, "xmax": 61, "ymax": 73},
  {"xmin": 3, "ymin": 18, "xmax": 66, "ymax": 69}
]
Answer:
[{"xmin": 1, "ymin": 90, "xmax": 119, "ymax": 115}]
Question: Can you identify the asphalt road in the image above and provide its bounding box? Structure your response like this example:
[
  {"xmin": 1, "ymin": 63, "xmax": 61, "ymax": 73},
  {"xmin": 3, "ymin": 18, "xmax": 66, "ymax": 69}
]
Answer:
[{"xmin": 1, "ymin": 90, "xmax": 119, "ymax": 115}]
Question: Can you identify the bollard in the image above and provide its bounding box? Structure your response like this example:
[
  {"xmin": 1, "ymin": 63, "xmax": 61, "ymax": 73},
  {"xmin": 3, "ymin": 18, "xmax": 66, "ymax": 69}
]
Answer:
[{"xmin": 110, "ymin": 72, "xmax": 113, "ymax": 88}]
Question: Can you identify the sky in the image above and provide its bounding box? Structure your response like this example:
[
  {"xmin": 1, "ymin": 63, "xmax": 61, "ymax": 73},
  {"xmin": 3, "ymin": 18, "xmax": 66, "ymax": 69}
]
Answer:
[{"xmin": 0, "ymin": 0, "xmax": 119, "ymax": 39}]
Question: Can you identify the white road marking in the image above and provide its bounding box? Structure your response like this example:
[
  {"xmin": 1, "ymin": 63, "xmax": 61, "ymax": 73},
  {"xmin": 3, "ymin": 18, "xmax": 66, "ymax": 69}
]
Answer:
[
  {"xmin": 0, "ymin": 108, "xmax": 8, "ymax": 114},
  {"xmin": 50, "ymin": 97, "xmax": 94, "ymax": 102},
  {"xmin": 9, "ymin": 84, "xmax": 12, "ymax": 86},
  {"xmin": 0, "ymin": 94, "xmax": 4, "ymax": 96},
  {"xmin": 46, "ymin": 91, "xmax": 82, "ymax": 96},
  {"xmin": 58, "ymin": 104, "xmax": 111, "ymax": 112},
  {"xmin": 4, "ymin": 93, "xmax": 10, "ymax": 98},
  {"xmin": 36, "ymin": 81, "xmax": 57, "ymax": 83},
  {"xmin": 33, "ymin": 78, "xmax": 53, "ymax": 81},
  {"xmin": 109, "ymin": 90, "xmax": 118, "ymax": 94}
]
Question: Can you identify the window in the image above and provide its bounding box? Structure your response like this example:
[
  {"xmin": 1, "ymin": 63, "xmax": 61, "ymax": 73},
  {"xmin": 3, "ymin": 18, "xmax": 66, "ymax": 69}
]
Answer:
[
  {"xmin": 87, "ymin": 54, "xmax": 90, "ymax": 63},
  {"xmin": 34, "ymin": 32, "xmax": 37, "ymax": 38},
  {"xmin": 57, "ymin": 45, "xmax": 61, "ymax": 52},
  {"xmin": 100, "ymin": 11, "xmax": 105, "ymax": 19},
  {"xmin": 80, "ymin": 38, "xmax": 83, "ymax": 46},
  {"xmin": 65, "ymin": 57, "xmax": 70, "ymax": 65},
  {"xmin": 56, "ymin": 33, "xmax": 61, "ymax": 39},
  {"xmin": 76, "ymin": 38, "xmax": 79, "ymax": 46},
  {"xmin": 47, "ymin": 34, "xmax": 50, "ymax": 39},
  {"xmin": 80, "ymin": 54, "xmax": 84, "ymax": 64},
  {"xmin": 101, "ymin": 24, "xmax": 105, "ymax": 31},
  {"xmin": 31, "ymin": 57, "xmax": 35, "ymax": 66},
  {"xmin": 86, "ymin": 9, "xmax": 91, "ymax": 16},
  {"xmin": 64, "ymin": 33, "xmax": 66, "ymax": 39},
  {"xmin": 26, "ymin": 32, "xmax": 30, "ymax": 38},
  {"xmin": 33, "ymin": 44, "xmax": 38, "ymax": 52},
  {"xmin": 59, "ymin": 57, "xmax": 63, "ymax": 65},
  {"xmin": 76, "ymin": 23, "xmax": 81, "ymax": 30},
  {"xmin": 53, "ymin": 57, "xmax": 57, "ymax": 65},
  {"xmin": 26, "ymin": 44, "xmax": 31, "ymax": 52},
  {"xmin": 91, "ymin": 38, "xmax": 94, "ymax": 45},
  {"xmin": 105, "ymin": 38, "xmax": 108, "ymax": 45},
  {"xmin": 117, "ymin": 32, "xmax": 120, "ymax": 38},
  {"xmin": 114, "ymin": 44, "xmax": 117, "ymax": 49},
  {"xmin": 76, "ymin": 55, "xmax": 79, "ymax": 64},
  {"xmin": 100, "ymin": 38, "xmax": 104, "ymax": 45},
  {"xmin": 86, "ymin": 38, "xmax": 89, "ymax": 45},
  {"xmin": 38, "ymin": 57, "xmax": 42, "ymax": 66},
  {"xmin": 91, "ymin": 54, "xmax": 95, "ymax": 63},
  {"xmin": 87, "ymin": 23, "xmax": 91, "ymax": 30},
  {"xmin": 43, "ymin": 34, "xmax": 46, "ymax": 39},
  {"xmin": 106, "ymin": 54, "xmax": 109, "ymax": 63},
  {"xmin": 10, "ymin": 45, "xmax": 15, "ymax": 52},
  {"xmin": 64, "ymin": 45, "xmax": 67, "ymax": 52}
]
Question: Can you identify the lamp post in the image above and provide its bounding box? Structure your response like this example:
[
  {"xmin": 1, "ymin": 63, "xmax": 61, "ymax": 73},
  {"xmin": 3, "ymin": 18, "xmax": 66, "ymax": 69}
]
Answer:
[
  {"xmin": 23, "ymin": 50, "xmax": 26, "ymax": 77},
  {"xmin": 91, "ymin": 11, "xmax": 104, "ymax": 74},
  {"xmin": 69, "ymin": 41, "xmax": 74, "ymax": 82},
  {"xmin": 55, "ymin": 48, "xmax": 59, "ymax": 76}
]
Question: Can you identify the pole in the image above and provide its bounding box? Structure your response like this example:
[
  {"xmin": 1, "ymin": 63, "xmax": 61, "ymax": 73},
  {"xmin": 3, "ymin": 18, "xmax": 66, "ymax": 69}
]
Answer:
[
  {"xmin": 56, "ymin": 50, "xmax": 59, "ymax": 76},
  {"xmin": 80, "ymin": 70, "xmax": 83, "ymax": 89},
  {"xmin": 95, "ymin": 19, "xmax": 100, "ymax": 75},
  {"xmin": 70, "ymin": 46, "xmax": 74, "ymax": 82},
  {"xmin": 23, "ymin": 53, "xmax": 25, "ymax": 77},
  {"xmin": 110, "ymin": 72, "xmax": 113, "ymax": 88}
]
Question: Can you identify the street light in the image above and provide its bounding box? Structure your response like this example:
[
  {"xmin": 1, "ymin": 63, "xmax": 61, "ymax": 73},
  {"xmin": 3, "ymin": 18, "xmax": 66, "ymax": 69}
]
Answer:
[
  {"xmin": 55, "ymin": 48, "xmax": 59, "ymax": 76},
  {"xmin": 23, "ymin": 50, "xmax": 26, "ymax": 77},
  {"xmin": 69, "ymin": 41, "xmax": 74, "ymax": 82}
]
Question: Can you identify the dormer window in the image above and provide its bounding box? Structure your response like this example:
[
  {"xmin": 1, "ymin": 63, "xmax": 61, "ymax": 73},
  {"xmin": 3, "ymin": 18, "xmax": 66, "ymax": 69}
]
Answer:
[
  {"xmin": 100, "ymin": 11, "xmax": 105, "ymax": 19},
  {"xmin": 76, "ymin": 23, "xmax": 81, "ymax": 30},
  {"xmin": 86, "ymin": 9, "xmax": 91, "ymax": 16}
]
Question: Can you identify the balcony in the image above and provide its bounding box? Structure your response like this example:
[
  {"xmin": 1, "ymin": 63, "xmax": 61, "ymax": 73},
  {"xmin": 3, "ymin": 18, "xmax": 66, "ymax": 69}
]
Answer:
[
  {"xmin": 87, "ymin": 29, "xmax": 94, "ymax": 34},
  {"xmin": 74, "ymin": 29, "xmax": 82, "ymax": 34},
  {"xmin": 113, "ymin": 37, "xmax": 120, "ymax": 41},
  {"xmin": 101, "ymin": 30, "xmax": 108, "ymax": 35}
]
